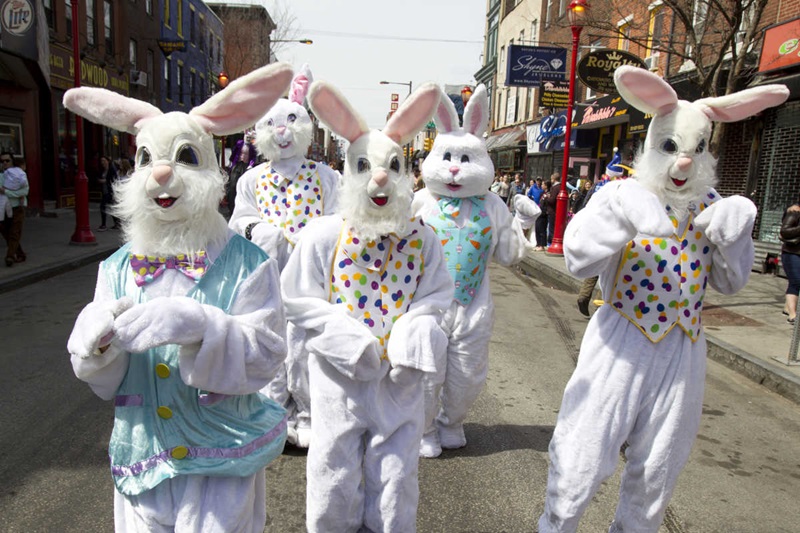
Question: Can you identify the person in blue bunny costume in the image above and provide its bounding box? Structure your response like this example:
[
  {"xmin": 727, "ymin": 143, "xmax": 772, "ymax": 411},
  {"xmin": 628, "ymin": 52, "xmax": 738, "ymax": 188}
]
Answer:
[
  {"xmin": 411, "ymin": 84, "xmax": 540, "ymax": 457},
  {"xmin": 65, "ymin": 63, "xmax": 294, "ymax": 532},
  {"xmin": 538, "ymin": 66, "xmax": 789, "ymax": 533}
]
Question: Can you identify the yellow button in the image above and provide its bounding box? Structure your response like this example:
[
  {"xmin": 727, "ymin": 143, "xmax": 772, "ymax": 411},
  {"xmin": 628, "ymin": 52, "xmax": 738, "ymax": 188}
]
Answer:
[
  {"xmin": 157, "ymin": 406, "xmax": 173, "ymax": 419},
  {"xmin": 155, "ymin": 363, "xmax": 171, "ymax": 378},
  {"xmin": 171, "ymin": 446, "xmax": 188, "ymax": 459}
]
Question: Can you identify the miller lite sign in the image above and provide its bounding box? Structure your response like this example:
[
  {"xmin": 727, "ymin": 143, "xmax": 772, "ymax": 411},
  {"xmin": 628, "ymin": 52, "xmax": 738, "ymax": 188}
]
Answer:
[{"xmin": 1, "ymin": 0, "xmax": 33, "ymax": 36}]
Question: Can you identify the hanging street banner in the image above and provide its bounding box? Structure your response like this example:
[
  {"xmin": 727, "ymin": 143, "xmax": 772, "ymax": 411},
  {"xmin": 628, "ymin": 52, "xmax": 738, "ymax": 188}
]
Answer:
[
  {"xmin": 505, "ymin": 45, "xmax": 567, "ymax": 87},
  {"xmin": 539, "ymin": 80, "xmax": 570, "ymax": 109},
  {"xmin": 577, "ymin": 49, "xmax": 647, "ymax": 94}
]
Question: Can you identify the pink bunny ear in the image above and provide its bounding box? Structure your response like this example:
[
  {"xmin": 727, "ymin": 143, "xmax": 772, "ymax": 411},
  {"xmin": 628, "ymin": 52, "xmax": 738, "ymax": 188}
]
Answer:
[
  {"xmin": 190, "ymin": 62, "xmax": 294, "ymax": 136},
  {"xmin": 288, "ymin": 63, "xmax": 313, "ymax": 105},
  {"xmin": 384, "ymin": 82, "xmax": 440, "ymax": 146},
  {"xmin": 63, "ymin": 87, "xmax": 162, "ymax": 133},
  {"xmin": 614, "ymin": 65, "xmax": 678, "ymax": 116},
  {"xmin": 433, "ymin": 87, "xmax": 459, "ymax": 134},
  {"xmin": 307, "ymin": 81, "xmax": 369, "ymax": 143},
  {"xmin": 695, "ymin": 84, "xmax": 789, "ymax": 123},
  {"xmin": 462, "ymin": 84, "xmax": 489, "ymax": 137}
]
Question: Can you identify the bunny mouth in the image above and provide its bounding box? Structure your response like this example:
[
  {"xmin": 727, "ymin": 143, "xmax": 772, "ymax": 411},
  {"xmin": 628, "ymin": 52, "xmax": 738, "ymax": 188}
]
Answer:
[
  {"xmin": 154, "ymin": 197, "xmax": 178, "ymax": 208},
  {"xmin": 278, "ymin": 141, "xmax": 292, "ymax": 149},
  {"xmin": 671, "ymin": 178, "xmax": 687, "ymax": 187},
  {"xmin": 371, "ymin": 195, "xmax": 389, "ymax": 207},
  {"xmin": 446, "ymin": 183, "xmax": 462, "ymax": 191}
]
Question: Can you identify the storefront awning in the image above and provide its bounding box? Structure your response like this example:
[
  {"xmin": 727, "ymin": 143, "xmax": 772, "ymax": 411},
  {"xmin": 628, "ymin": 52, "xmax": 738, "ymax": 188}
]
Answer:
[{"xmin": 487, "ymin": 129, "xmax": 526, "ymax": 151}]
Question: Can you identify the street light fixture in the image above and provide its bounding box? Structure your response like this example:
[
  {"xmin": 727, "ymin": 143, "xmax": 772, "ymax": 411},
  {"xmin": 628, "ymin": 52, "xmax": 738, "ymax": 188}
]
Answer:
[
  {"xmin": 380, "ymin": 81, "xmax": 413, "ymax": 169},
  {"xmin": 70, "ymin": 0, "xmax": 96, "ymax": 245},
  {"xmin": 271, "ymin": 39, "xmax": 313, "ymax": 44},
  {"xmin": 547, "ymin": 0, "xmax": 589, "ymax": 256}
]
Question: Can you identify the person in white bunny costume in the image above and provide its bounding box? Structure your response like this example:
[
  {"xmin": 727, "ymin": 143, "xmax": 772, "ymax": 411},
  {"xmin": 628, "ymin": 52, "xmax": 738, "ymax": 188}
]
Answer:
[
  {"xmin": 282, "ymin": 80, "xmax": 454, "ymax": 532},
  {"xmin": 412, "ymin": 84, "xmax": 540, "ymax": 458},
  {"xmin": 229, "ymin": 64, "xmax": 338, "ymax": 448},
  {"xmin": 538, "ymin": 67, "xmax": 789, "ymax": 533},
  {"xmin": 65, "ymin": 63, "xmax": 294, "ymax": 533}
]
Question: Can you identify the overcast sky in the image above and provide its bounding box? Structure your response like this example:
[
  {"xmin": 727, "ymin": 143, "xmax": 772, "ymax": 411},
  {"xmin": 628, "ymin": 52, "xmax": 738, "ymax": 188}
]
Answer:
[{"xmin": 261, "ymin": 0, "xmax": 487, "ymax": 129}]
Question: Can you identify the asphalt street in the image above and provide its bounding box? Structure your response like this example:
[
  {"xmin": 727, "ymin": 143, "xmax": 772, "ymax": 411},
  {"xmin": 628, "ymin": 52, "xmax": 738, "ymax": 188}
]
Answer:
[{"xmin": 0, "ymin": 263, "xmax": 798, "ymax": 532}]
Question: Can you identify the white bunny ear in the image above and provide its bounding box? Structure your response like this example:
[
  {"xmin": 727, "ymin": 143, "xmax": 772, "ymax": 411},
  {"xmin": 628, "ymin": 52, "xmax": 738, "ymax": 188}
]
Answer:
[
  {"xmin": 190, "ymin": 62, "xmax": 294, "ymax": 136},
  {"xmin": 433, "ymin": 87, "xmax": 459, "ymax": 134},
  {"xmin": 694, "ymin": 85, "xmax": 789, "ymax": 123},
  {"xmin": 462, "ymin": 84, "xmax": 489, "ymax": 137},
  {"xmin": 288, "ymin": 63, "xmax": 313, "ymax": 105},
  {"xmin": 384, "ymin": 82, "xmax": 440, "ymax": 146},
  {"xmin": 63, "ymin": 88, "xmax": 162, "ymax": 134},
  {"xmin": 307, "ymin": 81, "xmax": 369, "ymax": 143},
  {"xmin": 614, "ymin": 65, "xmax": 678, "ymax": 116}
]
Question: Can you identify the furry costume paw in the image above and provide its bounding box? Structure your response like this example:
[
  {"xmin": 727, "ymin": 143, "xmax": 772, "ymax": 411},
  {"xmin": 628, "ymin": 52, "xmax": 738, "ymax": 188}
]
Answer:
[
  {"xmin": 387, "ymin": 314, "xmax": 447, "ymax": 373},
  {"xmin": 693, "ymin": 195, "xmax": 756, "ymax": 248},
  {"xmin": 512, "ymin": 194, "xmax": 541, "ymax": 230},
  {"xmin": 114, "ymin": 296, "xmax": 207, "ymax": 353},
  {"xmin": 614, "ymin": 179, "xmax": 674, "ymax": 237},
  {"xmin": 388, "ymin": 365, "xmax": 422, "ymax": 387},
  {"xmin": 304, "ymin": 314, "xmax": 384, "ymax": 381},
  {"xmin": 68, "ymin": 297, "xmax": 134, "ymax": 358}
]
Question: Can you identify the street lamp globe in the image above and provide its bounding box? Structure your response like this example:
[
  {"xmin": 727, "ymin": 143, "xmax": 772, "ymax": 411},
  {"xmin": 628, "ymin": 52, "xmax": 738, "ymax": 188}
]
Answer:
[
  {"xmin": 568, "ymin": 0, "xmax": 589, "ymax": 26},
  {"xmin": 218, "ymin": 71, "xmax": 229, "ymax": 89}
]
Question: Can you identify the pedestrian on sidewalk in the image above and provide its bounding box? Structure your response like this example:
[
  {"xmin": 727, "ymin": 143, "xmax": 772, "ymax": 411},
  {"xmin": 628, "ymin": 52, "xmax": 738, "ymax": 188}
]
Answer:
[
  {"xmin": 779, "ymin": 199, "xmax": 800, "ymax": 323},
  {"xmin": 0, "ymin": 152, "xmax": 28, "ymax": 267},
  {"xmin": 97, "ymin": 155, "xmax": 118, "ymax": 231}
]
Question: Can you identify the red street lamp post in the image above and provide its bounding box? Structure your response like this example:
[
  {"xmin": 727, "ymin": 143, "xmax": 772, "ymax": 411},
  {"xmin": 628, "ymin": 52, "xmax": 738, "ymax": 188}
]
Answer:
[
  {"xmin": 217, "ymin": 71, "xmax": 229, "ymax": 168},
  {"xmin": 70, "ymin": 0, "xmax": 96, "ymax": 245},
  {"xmin": 547, "ymin": 0, "xmax": 589, "ymax": 256}
]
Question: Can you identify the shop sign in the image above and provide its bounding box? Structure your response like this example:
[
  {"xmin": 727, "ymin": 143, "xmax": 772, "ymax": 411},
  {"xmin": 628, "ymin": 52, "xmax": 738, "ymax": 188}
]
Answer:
[
  {"xmin": 530, "ymin": 110, "xmax": 576, "ymax": 152},
  {"xmin": 158, "ymin": 39, "xmax": 187, "ymax": 57},
  {"xmin": 628, "ymin": 107, "xmax": 653, "ymax": 134},
  {"xmin": 758, "ymin": 17, "xmax": 800, "ymax": 73},
  {"xmin": 539, "ymin": 80, "xmax": 570, "ymax": 109},
  {"xmin": 0, "ymin": 0, "xmax": 37, "ymax": 60},
  {"xmin": 574, "ymin": 94, "xmax": 630, "ymax": 128},
  {"xmin": 49, "ymin": 44, "xmax": 129, "ymax": 94},
  {"xmin": 577, "ymin": 49, "xmax": 646, "ymax": 94},
  {"xmin": 505, "ymin": 45, "xmax": 567, "ymax": 87}
]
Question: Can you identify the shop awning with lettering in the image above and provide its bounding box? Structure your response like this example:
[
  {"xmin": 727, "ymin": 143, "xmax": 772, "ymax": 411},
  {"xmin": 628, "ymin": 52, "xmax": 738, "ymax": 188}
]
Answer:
[{"xmin": 572, "ymin": 93, "xmax": 650, "ymax": 131}]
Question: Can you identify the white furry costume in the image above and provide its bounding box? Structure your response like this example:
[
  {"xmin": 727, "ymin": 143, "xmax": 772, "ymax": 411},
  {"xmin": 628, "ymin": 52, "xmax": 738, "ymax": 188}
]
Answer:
[
  {"xmin": 286, "ymin": 80, "xmax": 453, "ymax": 532},
  {"xmin": 228, "ymin": 65, "xmax": 339, "ymax": 447},
  {"xmin": 538, "ymin": 67, "xmax": 788, "ymax": 533},
  {"xmin": 412, "ymin": 85, "xmax": 540, "ymax": 457},
  {"xmin": 64, "ymin": 64, "xmax": 294, "ymax": 532}
]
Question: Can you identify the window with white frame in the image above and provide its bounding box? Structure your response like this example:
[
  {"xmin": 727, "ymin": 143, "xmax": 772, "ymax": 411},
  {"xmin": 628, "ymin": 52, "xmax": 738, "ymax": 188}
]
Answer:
[
  {"xmin": 647, "ymin": 4, "xmax": 665, "ymax": 70},
  {"xmin": 617, "ymin": 16, "xmax": 632, "ymax": 52},
  {"xmin": 586, "ymin": 39, "xmax": 602, "ymax": 100}
]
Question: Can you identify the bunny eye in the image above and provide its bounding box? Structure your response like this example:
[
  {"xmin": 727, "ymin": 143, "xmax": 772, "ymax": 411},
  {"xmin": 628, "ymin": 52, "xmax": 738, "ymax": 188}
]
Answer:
[
  {"xmin": 267, "ymin": 119, "xmax": 274, "ymax": 127},
  {"xmin": 137, "ymin": 147, "xmax": 152, "ymax": 167},
  {"xmin": 287, "ymin": 113, "xmax": 297, "ymax": 123},
  {"xmin": 461, "ymin": 154, "xmax": 470, "ymax": 163},
  {"xmin": 660, "ymin": 138, "xmax": 679, "ymax": 154},
  {"xmin": 443, "ymin": 152, "xmax": 452, "ymax": 161},
  {"xmin": 389, "ymin": 157, "xmax": 400, "ymax": 172},
  {"xmin": 176, "ymin": 145, "xmax": 200, "ymax": 166},
  {"xmin": 695, "ymin": 139, "xmax": 706, "ymax": 154},
  {"xmin": 357, "ymin": 158, "xmax": 371, "ymax": 173}
]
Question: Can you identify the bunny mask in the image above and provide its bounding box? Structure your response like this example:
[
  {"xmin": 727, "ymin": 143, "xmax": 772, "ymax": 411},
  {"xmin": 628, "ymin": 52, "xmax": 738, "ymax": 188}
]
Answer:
[
  {"xmin": 422, "ymin": 84, "xmax": 494, "ymax": 199},
  {"xmin": 308, "ymin": 80, "xmax": 440, "ymax": 243},
  {"xmin": 63, "ymin": 62, "xmax": 294, "ymax": 256},
  {"xmin": 615, "ymin": 66, "xmax": 789, "ymax": 214},
  {"xmin": 255, "ymin": 64, "xmax": 313, "ymax": 164}
]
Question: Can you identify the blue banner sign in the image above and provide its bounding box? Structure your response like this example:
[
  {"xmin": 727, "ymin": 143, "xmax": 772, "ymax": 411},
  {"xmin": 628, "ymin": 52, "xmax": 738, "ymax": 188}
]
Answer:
[{"xmin": 505, "ymin": 45, "xmax": 567, "ymax": 87}]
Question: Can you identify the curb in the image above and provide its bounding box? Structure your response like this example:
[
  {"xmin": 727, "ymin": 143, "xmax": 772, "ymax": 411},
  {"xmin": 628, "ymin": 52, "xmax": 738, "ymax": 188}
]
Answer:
[
  {"xmin": 0, "ymin": 247, "xmax": 117, "ymax": 295},
  {"xmin": 518, "ymin": 255, "xmax": 800, "ymax": 405}
]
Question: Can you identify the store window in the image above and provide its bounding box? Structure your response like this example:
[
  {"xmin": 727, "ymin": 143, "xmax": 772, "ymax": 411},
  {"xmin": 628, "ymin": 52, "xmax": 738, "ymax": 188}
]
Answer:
[
  {"xmin": 104, "ymin": 0, "xmax": 113, "ymax": 53},
  {"xmin": 86, "ymin": 0, "xmax": 95, "ymax": 45}
]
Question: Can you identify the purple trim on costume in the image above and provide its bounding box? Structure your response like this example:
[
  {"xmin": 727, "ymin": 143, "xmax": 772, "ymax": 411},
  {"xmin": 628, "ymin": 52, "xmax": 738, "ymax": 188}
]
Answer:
[
  {"xmin": 198, "ymin": 392, "xmax": 230, "ymax": 406},
  {"xmin": 114, "ymin": 394, "xmax": 144, "ymax": 407},
  {"xmin": 109, "ymin": 415, "xmax": 288, "ymax": 477}
]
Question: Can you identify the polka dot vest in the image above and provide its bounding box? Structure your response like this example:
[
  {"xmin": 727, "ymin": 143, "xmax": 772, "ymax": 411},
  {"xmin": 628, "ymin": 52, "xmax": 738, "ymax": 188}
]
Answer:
[
  {"xmin": 424, "ymin": 195, "xmax": 493, "ymax": 306},
  {"xmin": 254, "ymin": 159, "xmax": 324, "ymax": 245},
  {"xmin": 329, "ymin": 218, "xmax": 427, "ymax": 359},
  {"xmin": 609, "ymin": 191, "xmax": 720, "ymax": 343}
]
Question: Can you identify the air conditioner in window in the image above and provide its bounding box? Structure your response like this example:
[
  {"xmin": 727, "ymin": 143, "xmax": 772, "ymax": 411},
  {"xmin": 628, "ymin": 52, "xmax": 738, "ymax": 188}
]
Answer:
[
  {"xmin": 130, "ymin": 70, "xmax": 148, "ymax": 86},
  {"xmin": 644, "ymin": 54, "xmax": 660, "ymax": 72}
]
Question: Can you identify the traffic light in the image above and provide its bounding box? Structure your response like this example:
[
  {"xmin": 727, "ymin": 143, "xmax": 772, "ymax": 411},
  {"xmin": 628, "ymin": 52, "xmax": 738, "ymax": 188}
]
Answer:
[
  {"xmin": 403, "ymin": 146, "xmax": 408, "ymax": 157},
  {"xmin": 424, "ymin": 137, "xmax": 433, "ymax": 151},
  {"xmin": 408, "ymin": 146, "xmax": 414, "ymax": 157}
]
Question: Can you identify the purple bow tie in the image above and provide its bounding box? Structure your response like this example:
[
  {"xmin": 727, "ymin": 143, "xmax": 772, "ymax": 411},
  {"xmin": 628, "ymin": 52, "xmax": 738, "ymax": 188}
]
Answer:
[{"xmin": 129, "ymin": 252, "xmax": 209, "ymax": 287}]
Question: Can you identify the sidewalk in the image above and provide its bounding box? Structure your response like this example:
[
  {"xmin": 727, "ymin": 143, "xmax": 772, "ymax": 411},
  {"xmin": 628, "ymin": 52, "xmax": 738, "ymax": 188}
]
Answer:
[
  {"xmin": 519, "ymin": 249, "xmax": 800, "ymax": 406},
  {"xmin": 4, "ymin": 207, "xmax": 800, "ymax": 405}
]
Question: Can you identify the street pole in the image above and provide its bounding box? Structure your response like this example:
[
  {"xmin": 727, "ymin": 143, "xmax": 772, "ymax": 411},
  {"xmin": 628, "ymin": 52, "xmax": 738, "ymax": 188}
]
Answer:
[
  {"xmin": 547, "ymin": 0, "xmax": 587, "ymax": 256},
  {"xmin": 70, "ymin": 0, "xmax": 96, "ymax": 245}
]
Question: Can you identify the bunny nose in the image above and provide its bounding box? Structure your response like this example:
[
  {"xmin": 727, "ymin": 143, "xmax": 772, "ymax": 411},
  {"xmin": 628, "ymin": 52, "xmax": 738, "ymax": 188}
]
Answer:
[
  {"xmin": 450, "ymin": 165, "xmax": 460, "ymax": 176},
  {"xmin": 276, "ymin": 126, "xmax": 286, "ymax": 134},
  {"xmin": 372, "ymin": 170, "xmax": 389, "ymax": 188},
  {"xmin": 152, "ymin": 164, "xmax": 173, "ymax": 186},
  {"xmin": 676, "ymin": 156, "xmax": 693, "ymax": 172}
]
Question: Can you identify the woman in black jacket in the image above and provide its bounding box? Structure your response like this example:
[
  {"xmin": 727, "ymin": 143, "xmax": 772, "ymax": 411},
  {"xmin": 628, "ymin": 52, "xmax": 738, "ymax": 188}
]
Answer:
[{"xmin": 779, "ymin": 199, "xmax": 800, "ymax": 323}]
